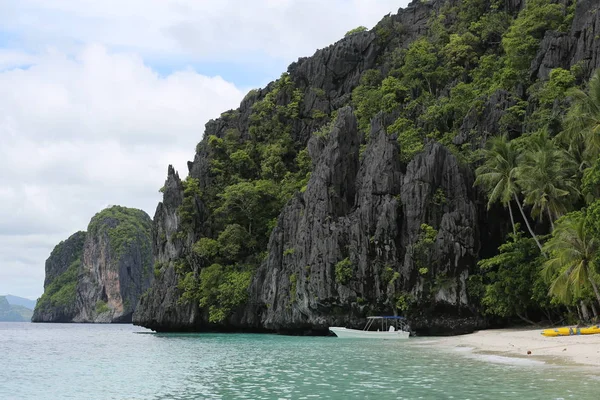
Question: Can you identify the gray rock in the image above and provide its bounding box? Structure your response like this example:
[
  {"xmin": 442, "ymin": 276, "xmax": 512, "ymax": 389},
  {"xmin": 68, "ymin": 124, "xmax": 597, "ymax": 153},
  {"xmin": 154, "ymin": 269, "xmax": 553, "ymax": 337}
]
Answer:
[
  {"xmin": 132, "ymin": 166, "xmax": 203, "ymax": 330},
  {"xmin": 456, "ymin": 90, "xmax": 518, "ymax": 146},
  {"xmin": 32, "ymin": 231, "xmax": 85, "ymax": 322},
  {"xmin": 531, "ymin": 0, "xmax": 600, "ymax": 82},
  {"xmin": 42, "ymin": 231, "xmax": 86, "ymax": 289},
  {"xmin": 33, "ymin": 207, "xmax": 153, "ymax": 323},
  {"xmin": 243, "ymin": 109, "xmax": 480, "ymax": 334}
]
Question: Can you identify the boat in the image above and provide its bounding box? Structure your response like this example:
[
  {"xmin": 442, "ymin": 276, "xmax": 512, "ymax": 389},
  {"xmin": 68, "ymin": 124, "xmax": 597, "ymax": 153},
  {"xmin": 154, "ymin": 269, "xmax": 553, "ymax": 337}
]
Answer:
[
  {"xmin": 329, "ymin": 316, "xmax": 410, "ymax": 339},
  {"xmin": 541, "ymin": 325, "xmax": 600, "ymax": 337}
]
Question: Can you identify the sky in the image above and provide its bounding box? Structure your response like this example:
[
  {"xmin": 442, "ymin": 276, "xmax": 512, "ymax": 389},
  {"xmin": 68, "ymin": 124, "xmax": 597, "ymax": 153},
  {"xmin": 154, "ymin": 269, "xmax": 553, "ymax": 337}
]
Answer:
[{"xmin": 0, "ymin": 0, "xmax": 411, "ymax": 300}]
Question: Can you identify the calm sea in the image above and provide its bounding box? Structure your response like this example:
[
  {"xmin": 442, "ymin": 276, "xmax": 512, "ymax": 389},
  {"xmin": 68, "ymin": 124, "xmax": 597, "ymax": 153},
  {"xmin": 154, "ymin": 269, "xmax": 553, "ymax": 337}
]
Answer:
[{"xmin": 0, "ymin": 323, "xmax": 597, "ymax": 399}]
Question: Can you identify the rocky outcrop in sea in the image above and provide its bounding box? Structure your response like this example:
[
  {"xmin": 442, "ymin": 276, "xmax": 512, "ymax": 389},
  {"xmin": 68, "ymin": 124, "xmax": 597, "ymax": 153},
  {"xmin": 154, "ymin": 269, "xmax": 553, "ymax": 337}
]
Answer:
[{"xmin": 33, "ymin": 206, "xmax": 153, "ymax": 323}]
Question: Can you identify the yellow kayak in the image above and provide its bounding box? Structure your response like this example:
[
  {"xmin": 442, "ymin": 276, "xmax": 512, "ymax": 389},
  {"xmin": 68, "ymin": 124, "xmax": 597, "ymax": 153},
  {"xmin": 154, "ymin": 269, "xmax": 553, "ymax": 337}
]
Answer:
[{"xmin": 541, "ymin": 325, "xmax": 600, "ymax": 337}]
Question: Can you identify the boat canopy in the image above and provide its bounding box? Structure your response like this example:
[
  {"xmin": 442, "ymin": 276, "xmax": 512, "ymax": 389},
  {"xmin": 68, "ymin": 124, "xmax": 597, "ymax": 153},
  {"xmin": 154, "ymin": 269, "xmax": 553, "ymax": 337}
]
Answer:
[{"xmin": 364, "ymin": 316, "xmax": 409, "ymax": 332}]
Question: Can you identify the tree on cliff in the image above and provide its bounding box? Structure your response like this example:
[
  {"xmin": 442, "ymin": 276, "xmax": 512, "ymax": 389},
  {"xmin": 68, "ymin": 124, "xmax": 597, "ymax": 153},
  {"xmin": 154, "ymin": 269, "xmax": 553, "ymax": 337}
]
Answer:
[
  {"xmin": 517, "ymin": 131, "xmax": 578, "ymax": 231},
  {"xmin": 475, "ymin": 135, "xmax": 543, "ymax": 251},
  {"xmin": 562, "ymin": 70, "xmax": 600, "ymax": 166}
]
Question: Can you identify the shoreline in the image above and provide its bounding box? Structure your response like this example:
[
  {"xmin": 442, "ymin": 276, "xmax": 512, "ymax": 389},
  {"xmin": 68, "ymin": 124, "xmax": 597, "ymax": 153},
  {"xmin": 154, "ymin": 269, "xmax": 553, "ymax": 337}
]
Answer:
[{"xmin": 427, "ymin": 328, "xmax": 600, "ymax": 367}]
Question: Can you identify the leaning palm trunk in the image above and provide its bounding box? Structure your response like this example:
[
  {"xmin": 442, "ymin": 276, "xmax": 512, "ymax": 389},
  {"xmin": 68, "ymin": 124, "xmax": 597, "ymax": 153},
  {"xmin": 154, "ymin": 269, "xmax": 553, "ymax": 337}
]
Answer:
[
  {"xmin": 514, "ymin": 193, "xmax": 544, "ymax": 253},
  {"xmin": 576, "ymin": 304, "xmax": 583, "ymax": 321},
  {"xmin": 508, "ymin": 202, "xmax": 516, "ymax": 234},
  {"xmin": 516, "ymin": 311, "xmax": 536, "ymax": 325},
  {"xmin": 580, "ymin": 301, "xmax": 590, "ymax": 322},
  {"xmin": 588, "ymin": 275, "xmax": 600, "ymax": 306},
  {"xmin": 547, "ymin": 209, "xmax": 555, "ymax": 232}
]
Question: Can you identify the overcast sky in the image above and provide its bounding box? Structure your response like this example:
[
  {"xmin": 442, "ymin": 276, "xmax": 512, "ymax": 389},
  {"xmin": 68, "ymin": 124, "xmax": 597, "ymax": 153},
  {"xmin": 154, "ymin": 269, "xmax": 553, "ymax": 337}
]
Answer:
[{"xmin": 0, "ymin": 0, "xmax": 410, "ymax": 300}]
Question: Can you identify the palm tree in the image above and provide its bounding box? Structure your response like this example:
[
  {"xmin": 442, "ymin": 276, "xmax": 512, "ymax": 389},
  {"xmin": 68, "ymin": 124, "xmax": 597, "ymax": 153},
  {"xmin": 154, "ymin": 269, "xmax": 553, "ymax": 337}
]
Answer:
[
  {"xmin": 517, "ymin": 131, "xmax": 578, "ymax": 230},
  {"xmin": 561, "ymin": 69, "xmax": 600, "ymax": 167},
  {"xmin": 475, "ymin": 135, "xmax": 543, "ymax": 251},
  {"xmin": 542, "ymin": 211, "xmax": 600, "ymax": 306}
]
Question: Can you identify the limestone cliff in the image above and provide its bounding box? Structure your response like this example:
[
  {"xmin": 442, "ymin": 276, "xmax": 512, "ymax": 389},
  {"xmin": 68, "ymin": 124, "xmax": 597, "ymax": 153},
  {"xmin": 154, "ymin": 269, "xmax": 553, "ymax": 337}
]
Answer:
[
  {"xmin": 240, "ymin": 109, "xmax": 479, "ymax": 334},
  {"xmin": 32, "ymin": 231, "xmax": 85, "ymax": 322},
  {"xmin": 33, "ymin": 206, "xmax": 153, "ymax": 323},
  {"xmin": 134, "ymin": 0, "xmax": 595, "ymax": 334}
]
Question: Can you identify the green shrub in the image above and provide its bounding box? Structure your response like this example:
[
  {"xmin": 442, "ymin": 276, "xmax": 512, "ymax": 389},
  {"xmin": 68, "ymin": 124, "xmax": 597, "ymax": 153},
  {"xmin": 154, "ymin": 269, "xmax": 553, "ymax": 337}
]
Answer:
[
  {"xmin": 192, "ymin": 237, "xmax": 220, "ymax": 259},
  {"xmin": 382, "ymin": 266, "xmax": 399, "ymax": 285},
  {"xmin": 36, "ymin": 259, "xmax": 80, "ymax": 310},
  {"xmin": 433, "ymin": 188, "xmax": 447, "ymax": 206},
  {"xmin": 95, "ymin": 300, "xmax": 110, "ymax": 314},
  {"xmin": 335, "ymin": 258, "xmax": 353, "ymax": 285},
  {"xmin": 153, "ymin": 261, "xmax": 163, "ymax": 279},
  {"xmin": 345, "ymin": 26, "xmax": 368, "ymax": 37},
  {"xmin": 289, "ymin": 273, "xmax": 298, "ymax": 302},
  {"xmin": 87, "ymin": 206, "xmax": 152, "ymax": 272},
  {"xmin": 195, "ymin": 264, "xmax": 253, "ymax": 323},
  {"xmin": 502, "ymin": 0, "xmax": 566, "ymax": 86}
]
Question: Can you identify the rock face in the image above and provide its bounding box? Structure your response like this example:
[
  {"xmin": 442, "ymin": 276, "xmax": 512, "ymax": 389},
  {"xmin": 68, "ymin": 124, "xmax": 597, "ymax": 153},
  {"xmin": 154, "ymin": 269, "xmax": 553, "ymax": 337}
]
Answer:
[
  {"xmin": 33, "ymin": 206, "xmax": 153, "ymax": 323},
  {"xmin": 134, "ymin": 167, "xmax": 201, "ymax": 331},
  {"xmin": 531, "ymin": 0, "xmax": 600, "ymax": 82},
  {"xmin": 242, "ymin": 109, "xmax": 480, "ymax": 335},
  {"xmin": 32, "ymin": 231, "xmax": 85, "ymax": 322},
  {"xmin": 134, "ymin": 0, "xmax": 600, "ymax": 334}
]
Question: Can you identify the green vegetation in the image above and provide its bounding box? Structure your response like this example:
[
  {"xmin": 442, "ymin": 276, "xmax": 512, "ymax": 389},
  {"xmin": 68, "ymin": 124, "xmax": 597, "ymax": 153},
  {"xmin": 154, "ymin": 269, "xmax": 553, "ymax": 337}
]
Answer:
[
  {"xmin": 88, "ymin": 206, "xmax": 152, "ymax": 272},
  {"xmin": 345, "ymin": 26, "xmax": 368, "ymax": 37},
  {"xmin": 172, "ymin": 72, "xmax": 328, "ymax": 321},
  {"xmin": 335, "ymin": 258, "xmax": 353, "ymax": 285},
  {"xmin": 478, "ymin": 230, "xmax": 550, "ymax": 322},
  {"xmin": 289, "ymin": 273, "xmax": 298, "ymax": 302},
  {"xmin": 412, "ymin": 224, "xmax": 438, "ymax": 272},
  {"xmin": 475, "ymin": 61, "xmax": 600, "ymax": 324},
  {"xmin": 348, "ymin": 0, "xmax": 575, "ymax": 166},
  {"xmin": 502, "ymin": 0, "xmax": 566, "ymax": 85},
  {"xmin": 178, "ymin": 264, "xmax": 253, "ymax": 323},
  {"xmin": 95, "ymin": 300, "xmax": 110, "ymax": 314},
  {"xmin": 36, "ymin": 259, "xmax": 81, "ymax": 311},
  {"xmin": 543, "ymin": 212, "xmax": 600, "ymax": 305}
]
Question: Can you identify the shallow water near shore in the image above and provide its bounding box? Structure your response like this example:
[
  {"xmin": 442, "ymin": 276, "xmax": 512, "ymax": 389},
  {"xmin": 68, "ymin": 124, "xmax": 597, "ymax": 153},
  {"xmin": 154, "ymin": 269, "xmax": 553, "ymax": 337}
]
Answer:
[{"xmin": 1, "ymin": 323, "xmax": 598, "ymax": 399}]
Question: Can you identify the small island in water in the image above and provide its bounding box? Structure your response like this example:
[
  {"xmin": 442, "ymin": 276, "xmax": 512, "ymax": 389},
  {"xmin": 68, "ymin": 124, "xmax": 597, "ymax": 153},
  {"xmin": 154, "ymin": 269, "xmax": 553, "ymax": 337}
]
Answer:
[{"xmin": 32, "ymin": 206, "xmax": 153, "ymax": 323}]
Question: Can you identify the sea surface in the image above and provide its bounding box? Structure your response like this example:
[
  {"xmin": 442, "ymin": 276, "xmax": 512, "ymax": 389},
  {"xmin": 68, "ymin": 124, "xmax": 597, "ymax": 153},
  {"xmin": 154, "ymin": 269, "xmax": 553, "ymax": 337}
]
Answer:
[{"xmin": 1, "ymin": 323, "xmax": 598, "ymax": 400}]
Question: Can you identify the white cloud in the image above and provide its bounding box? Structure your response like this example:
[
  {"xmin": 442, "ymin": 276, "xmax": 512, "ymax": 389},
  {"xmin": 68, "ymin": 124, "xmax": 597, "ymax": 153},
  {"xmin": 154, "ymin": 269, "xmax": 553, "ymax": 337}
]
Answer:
[
  {"xmin": 0, "ymin": 0, "xmax": 409, "ymax": 63},
  {"xmin": 0, "ymin": 45, "xmax": 245, "ymax": 299},
  {"xmin": 0, "ymin": 49, "xmax": 38, "ymax": 70}
]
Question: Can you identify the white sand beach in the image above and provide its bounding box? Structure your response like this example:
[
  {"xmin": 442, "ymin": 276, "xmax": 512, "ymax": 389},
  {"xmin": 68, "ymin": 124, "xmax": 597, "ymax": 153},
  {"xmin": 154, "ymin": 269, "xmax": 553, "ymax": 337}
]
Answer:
[{"xmin": 432, "ymin": 328, "xmax": 600, "ymax": 367}]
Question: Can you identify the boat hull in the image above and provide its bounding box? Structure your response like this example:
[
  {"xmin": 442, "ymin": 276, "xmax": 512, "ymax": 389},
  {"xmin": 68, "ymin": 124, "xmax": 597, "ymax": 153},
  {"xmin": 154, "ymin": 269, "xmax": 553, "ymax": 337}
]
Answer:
[
  {"xmin": 541, "ymin": 325, "xmax": 600, "ymax": 337},
  {"xmin": 329, "ymin": 327, "xmax": 409, "ymax": 339}
]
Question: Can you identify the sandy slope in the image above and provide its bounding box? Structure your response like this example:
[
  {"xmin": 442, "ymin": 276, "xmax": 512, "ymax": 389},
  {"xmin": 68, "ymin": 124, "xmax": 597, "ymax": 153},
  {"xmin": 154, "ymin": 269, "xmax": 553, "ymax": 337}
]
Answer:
[{"xmin": 431, "ymin": 328, "xmax": 600, "ymax": 367}]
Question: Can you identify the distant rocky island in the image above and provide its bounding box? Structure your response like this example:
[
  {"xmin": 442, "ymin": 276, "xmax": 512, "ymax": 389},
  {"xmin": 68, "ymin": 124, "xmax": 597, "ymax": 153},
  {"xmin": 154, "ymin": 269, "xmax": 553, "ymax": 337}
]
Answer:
[
  {"xmin": 33, "ymin": 206, "xmax": 153, "ymax": 323},
  {"xmin": 0, "ymin": 296, "xmax": 34, "ymax": 322}
]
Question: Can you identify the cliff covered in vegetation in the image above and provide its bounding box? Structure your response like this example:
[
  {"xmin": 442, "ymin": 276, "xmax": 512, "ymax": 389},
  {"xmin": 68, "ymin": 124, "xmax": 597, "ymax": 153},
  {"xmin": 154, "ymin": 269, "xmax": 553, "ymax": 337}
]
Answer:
[
  {"xmin": 33, "ymin": 206, "xmax": 153, "ymax": 323},
  {"xmin": 134, "ymin": 0, "xmax": 600, "ymax": 334}
]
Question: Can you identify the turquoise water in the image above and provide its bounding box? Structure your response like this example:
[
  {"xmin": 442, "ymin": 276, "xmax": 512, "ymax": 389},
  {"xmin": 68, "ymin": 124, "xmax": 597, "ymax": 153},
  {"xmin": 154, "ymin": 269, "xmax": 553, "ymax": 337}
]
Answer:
[{"xmin": 1, "ymin": 323, "xmax": 598, "ymax": 399}]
